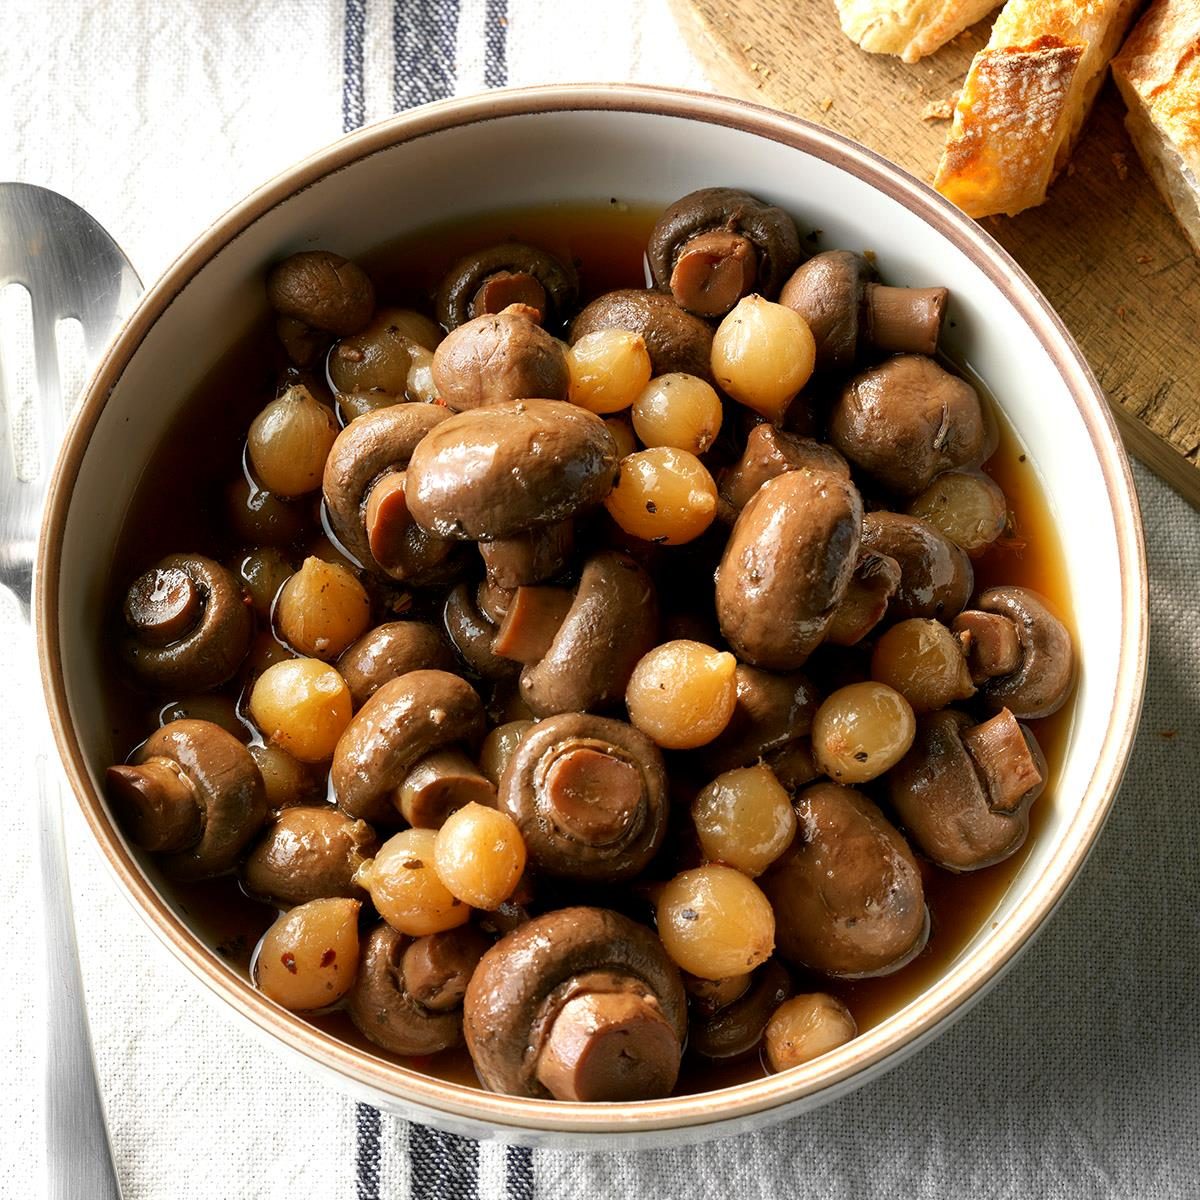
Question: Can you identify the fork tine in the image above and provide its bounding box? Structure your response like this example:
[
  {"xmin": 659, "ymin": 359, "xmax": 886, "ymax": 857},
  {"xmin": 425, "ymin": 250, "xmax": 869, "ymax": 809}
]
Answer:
[{"xmin": 31, "ymin": 300, "xmax": 64, "ymax": 466}]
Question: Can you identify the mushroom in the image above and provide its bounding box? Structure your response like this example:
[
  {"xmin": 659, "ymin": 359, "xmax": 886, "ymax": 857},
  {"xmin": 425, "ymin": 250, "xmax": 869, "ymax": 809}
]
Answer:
[
  {"xmin": 888, "ymin": 708, "xmax": 1046, "ymax": 871},
  {"xmin": 120, "ymin": 554, "xmax": 253, "ymax": 693},
  {"xmin": 715, "ymin": 467, "xmax": 863, "ymax": 670},
  {"xmin": 321, "ymin": 404, "xmax": 464, "ymax": 586},
  {"xmin": 241, "ymin": 806, "xmax": 378, "ymax": 907},
  {"xmin": 825, "ymin": 549, "xmax": 903, "ymax": 646},
  {"xmin": 463, "ymin": 907, "xmax": 687, "ymax": 1101},
  {"xmin": 337, "ymin": 621, "xmax": 455, "ymax": 709},
  {"xmin": 347, "ymin": 923, "xmax": 489, "ymax": 1056},
  {"xmin": 435, "ymin": 242, "xmax": 580, "ymax": 330},
  {"xmin": 106, "ymin": 719, "xmax": 268, "ymax": 881},
  {"xmin": 647, "ymin": 188, "xmax": 803, "ymax": 317},
  {"xmin": 431, "ymin": 306, "xmax": 570, "ymax": 412},
  {"xmin": 829, "ymin": 355, "xmax": 987, "ymax": 495},
  {"xmin": 266, "ymin": 250, "xmax": 374, "ymax": 336},
  {"xmin": 952, "ymin": 587, "xmax": 1075, "ymax": 719},
  {"xmin": 570, "ymin": 289, "xmax": 715, "ymax": 382},
  {"xmin": 860, "ymin": 512, "xmax": 973, "ymax": 623},
  {"xmin": 499, "ymin": 712, "xmax": 668, "ymax": 882},
  {"xmin": 717, "ymin": 423, "xmax": 851, "ymax": 514},
  {"xmin": 443, "ymin": 582, "xmax": 520, "ymax": 682},
  {"xmin": 331, "ymin": 670, "xmax": 487, "ymax": 824},
  {"xmin": 688, "ymin": 959, "xmax": 793, "ymax": 1060},
  {"xmin": 478, "ymin": 517, "xmax": 575, "ymax": 589},
  {"xmin": 778, "ymin": 250, "xmax": 948, "ymax": 371},
  {"xmin": 761, "ymin": 782, "xmax": 928, "ymax": 978},
  {"xmin": 518, "ymin": 551, "xmax": 658, "ymax": 717},
  {"xmin": 396, "ymin": 748, "xmax": 497, "ymax": 827}
]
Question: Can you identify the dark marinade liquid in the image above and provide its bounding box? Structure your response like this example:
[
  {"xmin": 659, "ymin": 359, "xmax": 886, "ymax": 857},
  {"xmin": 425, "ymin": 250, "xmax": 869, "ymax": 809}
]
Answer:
[{"xmin": 105, "ymin": 202, "xmax": 1075, "ymax": 1096}]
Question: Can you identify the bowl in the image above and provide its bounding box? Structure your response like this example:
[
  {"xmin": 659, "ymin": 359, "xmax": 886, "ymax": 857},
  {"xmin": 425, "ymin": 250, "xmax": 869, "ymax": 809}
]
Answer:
[{"xmin": 37, "ymin": 84, "xmax": 1148, "ymax": 1148}]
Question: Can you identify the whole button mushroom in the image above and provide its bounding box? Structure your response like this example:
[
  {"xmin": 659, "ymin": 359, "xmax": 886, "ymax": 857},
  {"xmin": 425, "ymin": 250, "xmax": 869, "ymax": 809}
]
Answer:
[
  {"xmin": 463, "ymin": 907, "xmax": 687, "ymax": 1101},
  {"xmin": 779, "ymin": 250, "xmax": 949, "ymax": 371},
  {"xmin": 242, "ymin": 806, "xmax": 378, "ymax": 908},
  {"xmin": 761, "ymin": 783, "xmax": 928, "ymax": 979},
  {"xmin": 860, "ymin": 512, "xmax": 973, "ymax": 623},
  {"xmin": 121, "ymin": 554, "xmax": 252, "ymax": 692},
  {"xmin": 715, "ymin": 467, "xmax": 863, "ymax": 670},
  {"xmin": 830, "ymin": 355, "xmax": 987, "ymax": 496},
  {"xmin": 266, "ymin": 250, "xmax": 375, "ymax": 336},
  {"xmin": 499, "ymin": 712, "xmax": 668, "ymax": 882},
  {"xmin": 717, "ymin": 423, "xmax": 851, "ymax": 514},
  {"xmin": 322, "ymin": 404, "xmax": 463, "ymax": 586},
  {"xmin": 889, "ymin": 708, "xmax": 1046, "ymax": 871},
  {"xmin": 435, "ymin": 242, "xmax": 580, "ymax": 330},
  {"xmin": 570, "ymin": 289, "xmax": 715, "ymax": 382},
  {"xmin": 431, "ymin": 306, "xmax": 570, "ymax": 412},
  {"xmin": 337, "ymin": 620, "xmax": 455, "ymax": 709},
  {"xmin": 331, "ymin": 669, "xmax": 487, "ymax": 825},
  {"xmin": 952, "ymin": 587, "xmax": 1075, "ymax": 719},
  {"xmin": 347, "ymin": 923, "xmax": 489, "ymax": 1056},
  {"xmin": 518, "ymin": 551, "xmax": 658, "ymax": 717},
  {"xmin": 647, "ymin": 187, "xmax": 804, "ymax": 317},
  {"xmin": 405, "ymin": 400, "xmax": 619, "ymax": 561},
  {"xmin": 688, "ymin": 959, "xmax": 794, "ymax": 1060},
  {"xmin": 106, "ymin": 719, "xmax": 268, "ymax": 881}
]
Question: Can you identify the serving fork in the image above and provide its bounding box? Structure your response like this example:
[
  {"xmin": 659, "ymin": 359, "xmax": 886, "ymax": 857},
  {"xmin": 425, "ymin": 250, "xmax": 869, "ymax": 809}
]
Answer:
[{"xmin": 0, "ymin": 181, "xmax": 141, "ymax": 1200}]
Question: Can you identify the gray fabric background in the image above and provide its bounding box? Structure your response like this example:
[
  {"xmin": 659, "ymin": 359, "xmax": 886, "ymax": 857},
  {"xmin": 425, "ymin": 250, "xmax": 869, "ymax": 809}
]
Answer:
[{"xmin": 2, "ymin": 1, "xmax": 1197, "ymax": 1196}]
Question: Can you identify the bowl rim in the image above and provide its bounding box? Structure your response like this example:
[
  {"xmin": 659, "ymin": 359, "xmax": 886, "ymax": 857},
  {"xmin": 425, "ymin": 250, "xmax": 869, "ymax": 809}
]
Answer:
[{"xmin": 37, "ymin": 82, "xmax": 1149, "ymax": 1135}]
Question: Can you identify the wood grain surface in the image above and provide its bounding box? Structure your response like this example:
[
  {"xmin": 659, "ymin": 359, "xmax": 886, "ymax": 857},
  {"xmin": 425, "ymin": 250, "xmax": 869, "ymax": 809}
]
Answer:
[{"xmin": 671, "ymin": 0, "xmax": 1200, "ymax": 506}]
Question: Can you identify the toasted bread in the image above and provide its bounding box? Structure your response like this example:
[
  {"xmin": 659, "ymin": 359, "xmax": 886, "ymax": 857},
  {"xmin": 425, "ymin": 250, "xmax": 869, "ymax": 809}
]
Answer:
[{"xmin": 834, "ymin": 0, "xmax": 1001, "ymax": 63}]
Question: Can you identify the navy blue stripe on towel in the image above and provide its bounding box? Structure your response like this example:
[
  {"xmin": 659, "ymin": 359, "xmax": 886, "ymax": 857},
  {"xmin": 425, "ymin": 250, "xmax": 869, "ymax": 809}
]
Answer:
[
  {"xmin": 342, "ymin": 0, "xmax": 366, "ymax": 131},
  {"xmin": 355, "ymin": 1103, "xmax": 381, "ymax": 1200},
  {"xmin": 484, "ymin": 0, "xmax": 508, "ymax": 88},
  {"xmin": 393, "ymin": 0, "xmax": 461, "ymax": 111},
  {"xmin": 410, "ymin": 1124, "xmax": 480, "ymax": 1200},
  {"xmin": 505, "ymin": 1144, "xmax": 533, "ymax": 1200}
]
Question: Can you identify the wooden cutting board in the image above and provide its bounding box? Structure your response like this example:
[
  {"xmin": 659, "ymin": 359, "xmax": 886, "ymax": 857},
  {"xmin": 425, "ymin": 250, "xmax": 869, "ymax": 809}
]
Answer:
[{"xmin": 671, "ymin": 0, "xmax": 1200, "ymax": 506}]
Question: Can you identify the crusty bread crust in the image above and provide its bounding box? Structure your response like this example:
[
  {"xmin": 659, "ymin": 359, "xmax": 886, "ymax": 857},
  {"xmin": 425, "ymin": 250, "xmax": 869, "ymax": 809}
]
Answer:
[
  {"xmin": 835, "ymin": 0, "xmax": 1001, "ymax": 63},
  {"xmin": 934, "ymin": 0, "xmax": 1141, "ymax": 218},
  {"xmin": 1112, "ymin": 0, "xmax": 1200, "ymax": 256}
]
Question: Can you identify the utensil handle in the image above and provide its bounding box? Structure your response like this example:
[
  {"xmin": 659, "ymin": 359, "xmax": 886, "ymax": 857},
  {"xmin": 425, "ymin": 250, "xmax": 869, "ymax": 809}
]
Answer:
[{"xmin": 38, "ymin": 755, "xmax": 124, "ymax": 1200}]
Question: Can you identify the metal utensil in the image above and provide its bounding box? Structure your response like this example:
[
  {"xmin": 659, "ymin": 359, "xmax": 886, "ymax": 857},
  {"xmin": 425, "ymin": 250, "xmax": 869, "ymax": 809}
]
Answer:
[{"xmin": 0, "ymin": 181, "xmax": 141, "ymax": 1200}]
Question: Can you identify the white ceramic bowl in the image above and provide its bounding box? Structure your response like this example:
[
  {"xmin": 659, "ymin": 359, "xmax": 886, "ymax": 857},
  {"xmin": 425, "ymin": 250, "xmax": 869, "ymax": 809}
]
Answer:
[{"xmin": 38, "ymin": 85, "xmax": 1147, "ymax": 1148}]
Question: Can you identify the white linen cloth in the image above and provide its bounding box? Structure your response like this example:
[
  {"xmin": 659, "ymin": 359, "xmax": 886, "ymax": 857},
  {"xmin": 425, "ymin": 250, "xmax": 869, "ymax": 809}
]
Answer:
[{"xmin": 2, "ymin": 2, "xmax": 1198, "ymax": 1197}]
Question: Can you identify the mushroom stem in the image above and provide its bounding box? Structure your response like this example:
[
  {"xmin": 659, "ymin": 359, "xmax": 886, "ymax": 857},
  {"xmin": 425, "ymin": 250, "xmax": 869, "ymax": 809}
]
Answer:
[
  {"xmin": 539, "ymin": 742, "xmax": 644, "ymax": 845},
  {"xmin": 864, "ymin": 284, "xmax": 948, "ymax": 355},
  {"xmin": 494, "ymin": 586, "xmax": 575, "ymax": 664},
  {"xmin": 472, "ymin": 271, "xmax": 548, "ymax": 322},
  {"xmin": 401, "ymin": 927, "xmax": 491, "ymax": 1012},
  {"xmin": 106, "ymin": 759, "xmax": 202, "ymax": 853},
  {"xmin": 396, "ymin": 748, "xmax": 497, "ymax": 828},
  {"xmin": 953, "ymin": 610, "xmax": 1022, "ymax": 683},
  {"xmin": 535, "ymin": 986, "xmax": 681, "ymax": 1102},
  {"xmin": 962, "ymin": 709, "xmax": 1044, "ymax": 814},
  {"xmin": 123, "ymin": 566, "xmax": 202, "ymax": 647},
  {"xmin": 669, "ymin": 231, "xmax": 758, "ymax": 317},
  {"xmin": 479, "ymin": 519, "xmax": 575, "ymax": 589},
  {"xmin": 364, "ymin": 471, "xmax": 411, "ymax": 570}
]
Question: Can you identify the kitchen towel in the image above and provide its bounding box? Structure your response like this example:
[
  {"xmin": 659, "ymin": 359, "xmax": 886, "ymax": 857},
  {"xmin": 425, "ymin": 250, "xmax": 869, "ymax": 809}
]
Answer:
[{"xmin": 2, "ymin": 2, "xmax": 1197, "ymax": 1198}]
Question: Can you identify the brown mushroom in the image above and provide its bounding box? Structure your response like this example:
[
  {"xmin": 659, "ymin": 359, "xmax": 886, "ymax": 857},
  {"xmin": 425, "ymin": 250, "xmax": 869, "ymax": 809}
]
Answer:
[
  {"xmin": 647, "ymin": 188, "xmax": 803, "ymax": 317},
  {"xmin": 825, "ymin": 550, "xmax": 903, "ymax": 646},
  {"xmin": 463, "ymin": 907, "xmax": 687, "ymax": 1101},
  {"xmin": 688, "ymin": 959, "xmax": 793, "ymax": 1060},
  {"xmin": 715, "ymin": 467, "xmax": 863, "ymax": 670},
  {"xmin": 436, "ymin": 242, "xmax": 579, "ymax": 330},
  {"xmin": 477, "ymin": 517, "xmax": 575, "ymax": 589},
  {"xmin": 405, "ymin": 399, "xmax": 619, "ymax": 542},
  {"xmin": 431, "ymin": 306, "xmax": 569, "ymax": 412},
  {"xmin": 443, "ymin": 582, "xmax": 520, "ymax": 682},
  {"xmin": 570, "ymin": 289, "xmax": 715, "ymax": 382},
  {"xmin": 331, "ymin": 670, "xmax": 487, "ymax": 824},
  {"xmin": 779, "ymin": 251, "xmax": 948, "ymax": 371},
  {"xmin": 499, "ymin": 712, "xmax": 668, "ymax": 882},
  {"xmin": 396, "ymin": 748, "xmax": 497, "ymax": 827},
  {"xmin": 106, "ymin": 719, "xmax": 268, "ymax": 880},
  {"xmin": 121, "ymin": 555, "xmax": 252, "ymax": 693},
  {"xmin": 347, "ymin": 923, "xmax": 483, "ymax": 1056},
  {"xmin": 830, "ymin": 355, "xmax": 987, "ymax": 495},
  {"xmin": 717, "ymin": 423, "xmax": 851, "ymax": 514},
  {"xmin": 518, "ymin": 551, "xmax": 658, "ymax": 717},
  {"xmin": 888, "ymin": 708, "xmax": 1046, "ymax": 871},
  {"xmin": 860, "ymin": 512, "xmax": 973, "ymax": 623},
  {"xmin": 321, "ymin": 404, "xmax": 464, "ymax": 586},
  {"xmin": 337, "ymin": 621, "xmax": 455, "ymax": 709},
  {"xmin": 761, "ymin": 783, "xmax": 928, "ymax": 978},
  {"xmin": 952, "ymin": 587, "xmax": 1075, "ymax": 719},
  {"xmin": 266, "ymin": 250, "xmax": 374, "ymax": 336},
  {"xmin": 241, "ymin": 806, "xmax": 378, "ymax": 907}
]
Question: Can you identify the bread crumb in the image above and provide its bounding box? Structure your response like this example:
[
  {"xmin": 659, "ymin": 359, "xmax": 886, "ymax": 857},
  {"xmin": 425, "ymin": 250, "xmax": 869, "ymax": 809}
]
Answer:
[
  {"xmin": 921, "ymin": 99, "xmax": 955, "ymax": 121},
  {"xmin": 820, "ymin": 96, "xmax": 834, "ymax": 112},
  {"xmin": 1111, "ymin": 151, "xmax": 1129, "ymax": 181}
]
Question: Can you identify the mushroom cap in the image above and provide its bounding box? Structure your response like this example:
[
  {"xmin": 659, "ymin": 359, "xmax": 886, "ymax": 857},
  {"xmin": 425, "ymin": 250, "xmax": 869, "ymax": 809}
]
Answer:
[
  {"xmin": 761, "ymin": 782, "xmax": 928, "ymax": 978},
  {"xmin": 688, "ymin": 959, "xmax": 793, "ymax": 1060},
  {"xmin": 266, "ymin": 250, "xmax": 375, "ymax": 336},
  {"xmin": 435, "ymin": 242, "xmax": 579, "ymax": 330},
  {"xmin": 778, "ymin": 250, "xmax": 873, "ymax": 371},
  {"xmin": 570, "ymin": 289, "xmax": 715, "ymax": 382},
  {"xmin": 499, "ymin": 712, "xmax": 668, "ymax": 882},
  {"xmin": 405, "ymin": 400, "xmax": 619, "ymax": 542},
  {"xmin": 860, "ymin": 512, "xmax": 973, "ymax": 623},
  {"xmin": 463, "ymin": 907, "xmax": 687, "ymax": 1098},
  {"xmin": 331, "ymin": 670, "xmax": 487, "ymax": 824},
  {"xmin": 346, "ymin": 923, "xmax": 466, "ymax": 1056},
  {"xmin": 976, "ymin": 586, "xmax": 1075, "ymax": 719},
  {"xmin": 715, "ymin": 467, "xmax": 863, "ymax": 670},
  {"xmin": 830, "ymin": 355, "xmax": 987, "ymax": 495},
  {"xmin": 337, "ymin": 620, "xmax": 455, "ymax": 709},
  {"xmin": 718, "ymin": 423, "xmax": 851, "ymax": 513},
  {"xmin": 647, "ymin": 188, "xmax": 803, "ymax": 303}
]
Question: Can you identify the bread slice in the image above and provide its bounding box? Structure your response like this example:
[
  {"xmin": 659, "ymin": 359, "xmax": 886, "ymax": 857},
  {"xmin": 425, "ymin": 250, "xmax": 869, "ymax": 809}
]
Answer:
[
  {"xmin": 834, "ymin": 0, "xmax": 1001, "ymax": 63},
  {"xmin": 1112, "ymin": 0, "xmax": 1200, "ymax": 257},
  {"xmin": 934, "ymin": 0, "xmax": 1141, "ymax": 217}
]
